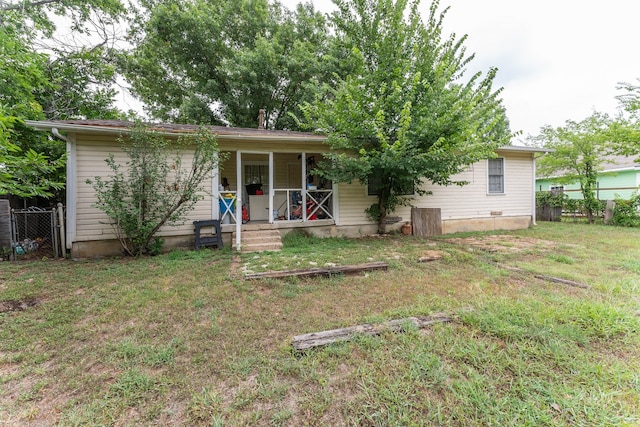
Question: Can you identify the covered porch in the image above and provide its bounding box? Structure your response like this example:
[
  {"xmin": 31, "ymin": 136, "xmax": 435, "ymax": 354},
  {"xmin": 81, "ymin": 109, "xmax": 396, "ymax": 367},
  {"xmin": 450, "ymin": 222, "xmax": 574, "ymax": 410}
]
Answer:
[{"xmin": 212, "ymin": 150, "xmax": 337, "ymax": 250}]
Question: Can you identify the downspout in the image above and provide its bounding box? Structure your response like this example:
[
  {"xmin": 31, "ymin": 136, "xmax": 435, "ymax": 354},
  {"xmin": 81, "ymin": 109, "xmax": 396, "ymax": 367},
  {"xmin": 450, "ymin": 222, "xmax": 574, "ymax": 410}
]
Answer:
[{"xmin": 52, "ymin": 128, "xmax": 68, "ymax": 144}]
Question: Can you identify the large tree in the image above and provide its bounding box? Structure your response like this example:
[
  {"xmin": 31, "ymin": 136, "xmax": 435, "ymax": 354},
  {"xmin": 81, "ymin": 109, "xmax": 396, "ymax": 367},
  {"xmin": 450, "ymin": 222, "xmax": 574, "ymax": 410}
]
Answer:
[
  {"xmin": 1, "ymin": 0, "xmax": 126, "ymax": 120},
  {"xmin": 1, "ymin": 0, "xmax": 127, "ymax": 200},
  {"xmin": 609, "ymin": 79, "xmax": 640, "ymax": 158},
  {"xmin": 299, "ymin": 0, "xmax": 511, "ymax": 232},
  {"xmin": 0, "ymin": 24, "xmax": 66, "ymax": 199},
  {"xmin": 530, "ymin": 112, "xmax": 611, "ymax": 224},
  {"xmin": 123, "ymin": 0, "xmax": 337, "ymax": 129}
]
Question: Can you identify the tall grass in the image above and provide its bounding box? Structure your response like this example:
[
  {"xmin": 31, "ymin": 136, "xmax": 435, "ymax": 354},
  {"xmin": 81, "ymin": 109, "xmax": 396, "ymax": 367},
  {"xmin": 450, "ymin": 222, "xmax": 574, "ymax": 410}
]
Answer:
[{"xmin": 1, "ymin": 222, "xmax": 639, "ymax": 425}]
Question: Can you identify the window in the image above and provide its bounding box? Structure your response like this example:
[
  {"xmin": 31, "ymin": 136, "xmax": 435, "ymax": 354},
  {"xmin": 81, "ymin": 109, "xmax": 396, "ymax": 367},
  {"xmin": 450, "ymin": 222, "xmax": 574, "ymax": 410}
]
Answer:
[
  {"xmin": 488, "ymin": 158, "xmax": 504, "ymax": 194},
  {"xmin": 367, "ymin": 176, "xmax": 414, "ymax": 196}
]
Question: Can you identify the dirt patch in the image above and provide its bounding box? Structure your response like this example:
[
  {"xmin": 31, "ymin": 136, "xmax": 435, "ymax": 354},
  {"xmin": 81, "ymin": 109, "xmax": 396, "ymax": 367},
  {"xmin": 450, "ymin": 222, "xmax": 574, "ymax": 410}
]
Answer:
[
  {"xmin": 229, "ymin": 254, "xmax": 243, "ymax": 280},
  {"xmin": 444, "ymin": 235, "xmax": 556, "ymax": 254},
  {"xmin": 0, "ymin": 298, "xmax": 40, "ymax": 313},
  {"xmin": 418, "ymin": 250, "xmax": 445, "ymax": 262}
]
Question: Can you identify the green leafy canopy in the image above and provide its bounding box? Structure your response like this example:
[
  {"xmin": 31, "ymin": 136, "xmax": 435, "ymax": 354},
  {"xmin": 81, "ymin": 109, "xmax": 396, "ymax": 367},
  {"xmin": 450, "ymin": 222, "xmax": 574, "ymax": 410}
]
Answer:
[
  {"xmin": 298, "ymin": 0, "xmax": 512, "ymax": 232},
  {"xmin": 530, "ymin": 112, "xmax": 612, "ymax": 223}
]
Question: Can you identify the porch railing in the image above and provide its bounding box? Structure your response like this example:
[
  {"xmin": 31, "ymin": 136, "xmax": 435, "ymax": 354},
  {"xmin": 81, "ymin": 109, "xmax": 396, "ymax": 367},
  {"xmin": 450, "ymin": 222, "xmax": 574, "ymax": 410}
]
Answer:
[
  {"xmin": 306, "ymin": 189, "xmax": 333, "ymax": 220},
  {"xmin": 219, "ymin": 191, "xmax": 237, "ymax": 224},
  {"xmin": 272, "ymin": 188, "xmax": 334, "ymax": 222}
]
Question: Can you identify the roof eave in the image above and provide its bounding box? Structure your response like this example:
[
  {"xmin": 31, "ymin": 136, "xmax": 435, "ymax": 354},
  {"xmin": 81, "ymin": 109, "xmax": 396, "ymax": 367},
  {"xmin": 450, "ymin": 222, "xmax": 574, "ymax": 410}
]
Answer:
[
  {"xmin": 25, "ymin": 120, "xmax": 328, "ymax": 143},
  {"xmin": 496, "ymin": 145, "xmax": 553, "ymax": 154}
]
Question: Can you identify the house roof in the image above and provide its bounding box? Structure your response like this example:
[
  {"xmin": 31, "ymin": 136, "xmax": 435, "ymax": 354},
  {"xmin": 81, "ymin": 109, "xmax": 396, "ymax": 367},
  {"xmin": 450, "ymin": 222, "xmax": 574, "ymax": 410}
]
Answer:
[
  {"xmin": 26, "ymin": 120, "xmax": 551, "ymax": 154},
  {"xmin": 25, "ymin": 120, "xmax": 328, "ymax": 143},
  {"xmin": 495, "ymin": 145, "xmax": 552, "ymax": 154}
]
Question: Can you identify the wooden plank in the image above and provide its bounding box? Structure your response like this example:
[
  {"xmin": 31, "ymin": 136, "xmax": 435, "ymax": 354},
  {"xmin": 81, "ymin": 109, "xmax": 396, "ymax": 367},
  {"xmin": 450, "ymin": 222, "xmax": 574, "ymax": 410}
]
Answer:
[
  {"xmin": 604, "ymin": 200, "xmax": 615, "ymax": 225},
  {"xmin": 494, "ymin": 263, "xmax": 589, "ymax": 289},
  {"xmin": 532, "ymin": 274, "xmax": 589, "ymax": 289},
  {"xmin": 417, "ymin": 250, "xmax": 444, "ymax": 263},
  {"xmin": 0, "ymin": 200, "xmax": 11, "ymax": 251},
  {"xmin": 411, "ymin": 207, "xmax": 442, "ymax": 237},
  {"xmin": 244, "ymin": 261, "xmax": 388, "ymax": 280},
  {"xmin": 293, "ymin": 314, "xmax": 453, "ymax": 351}
]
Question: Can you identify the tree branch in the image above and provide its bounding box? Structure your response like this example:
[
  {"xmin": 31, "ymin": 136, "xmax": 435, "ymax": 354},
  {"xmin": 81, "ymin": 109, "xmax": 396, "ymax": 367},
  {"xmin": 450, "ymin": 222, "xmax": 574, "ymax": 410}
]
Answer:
[{"xmin": 1, "ymin": 0, "xmax": 62, "ymax": 11}]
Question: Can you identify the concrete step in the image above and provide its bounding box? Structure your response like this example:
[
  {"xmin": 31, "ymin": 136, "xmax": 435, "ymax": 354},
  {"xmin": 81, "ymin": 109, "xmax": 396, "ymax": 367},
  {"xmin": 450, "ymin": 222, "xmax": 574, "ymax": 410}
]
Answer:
[{"xmin": 232, "ymin": 229, "xmax": 283, "ymax": 252}]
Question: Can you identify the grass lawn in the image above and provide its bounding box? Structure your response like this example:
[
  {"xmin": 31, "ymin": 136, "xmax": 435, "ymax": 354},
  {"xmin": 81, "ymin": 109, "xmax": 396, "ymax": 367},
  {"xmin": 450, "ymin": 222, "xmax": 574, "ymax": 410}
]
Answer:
[{"xmin": 1, "ymin": 222, "xmax": 639, "ymax": 426}]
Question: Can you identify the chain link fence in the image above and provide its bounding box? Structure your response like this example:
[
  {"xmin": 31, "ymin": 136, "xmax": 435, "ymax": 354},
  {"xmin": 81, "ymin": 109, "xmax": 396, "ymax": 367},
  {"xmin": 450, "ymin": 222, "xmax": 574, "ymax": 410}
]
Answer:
[{"xmin": 10, "ymin": 206, "xmax": 64, "ymax": 260}]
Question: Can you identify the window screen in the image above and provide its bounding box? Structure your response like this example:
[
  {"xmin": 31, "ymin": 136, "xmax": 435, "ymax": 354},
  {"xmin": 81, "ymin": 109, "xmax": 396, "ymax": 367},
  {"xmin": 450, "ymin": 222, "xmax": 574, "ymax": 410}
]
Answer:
[{"xmin": 488, "ymin": 158, "xmax": 504, "ymax": 193}]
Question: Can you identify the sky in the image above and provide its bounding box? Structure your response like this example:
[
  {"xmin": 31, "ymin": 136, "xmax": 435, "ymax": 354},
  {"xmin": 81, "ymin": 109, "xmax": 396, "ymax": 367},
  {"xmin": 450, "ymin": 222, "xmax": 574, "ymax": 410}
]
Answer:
[{"xmin": 279, "ymin": 0, "xmax": 640, "ymax": 142}]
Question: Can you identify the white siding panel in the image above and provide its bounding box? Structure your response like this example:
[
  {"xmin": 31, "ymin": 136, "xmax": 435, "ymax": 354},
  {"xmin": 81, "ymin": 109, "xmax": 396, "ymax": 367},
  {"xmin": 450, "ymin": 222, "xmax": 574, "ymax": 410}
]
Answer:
[
  {"xmin": 74, "ymin": 135, "xmax": 214, "ymax": 242},
  {"xmin": 336, "ymin": 152, "xmax": 534, "ymax": 225},
  {"xmin": 414, "ymin": 153, "xmax": 533, "ymax": 220},
  {"xmin": 337, "ymin": 181, "xmax": 376, "ymax": 226}
]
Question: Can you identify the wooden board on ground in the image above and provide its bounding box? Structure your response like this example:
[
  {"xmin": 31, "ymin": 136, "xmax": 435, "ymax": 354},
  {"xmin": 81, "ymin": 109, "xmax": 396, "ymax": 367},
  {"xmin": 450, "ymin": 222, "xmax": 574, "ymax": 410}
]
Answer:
[
  {"xmin": 495, "ymin": 263, "xmax": 588, "ymax": 289},
  {"xmin": 532, "ymin": 274, "xmax": 589, "ymax": 289},
  {"xmin": 244, "ymin": 261, "xmax": 388, "ymax": 280},
  {"xmin": 418, "ymin": 250, "xmax": 444, "ymax": 263},
  {"xmin": 0, "ymin": 200, "xmax": 11, "ymax": 251},
  {"xmin": 293, "ymin": 314, "xmax": 453, "ymax": 351}
]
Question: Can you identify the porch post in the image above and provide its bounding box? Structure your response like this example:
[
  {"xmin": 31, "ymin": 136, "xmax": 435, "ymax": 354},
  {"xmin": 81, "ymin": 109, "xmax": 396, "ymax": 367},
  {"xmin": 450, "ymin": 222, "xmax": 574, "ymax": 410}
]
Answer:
[
  {"xmin": 212, "ymin": 153, "xmax": 220, "ymax": 220},
  {"xmin": 301, "ymin": 152, "xmax": 307, "ymax": 221},
  {"xmin": 236, "ymin": 151, "xmax": 242, "ymax": 250},
  {"xmin": 268, "ymin": 151, "xmax": 274, "ymax": 224}
]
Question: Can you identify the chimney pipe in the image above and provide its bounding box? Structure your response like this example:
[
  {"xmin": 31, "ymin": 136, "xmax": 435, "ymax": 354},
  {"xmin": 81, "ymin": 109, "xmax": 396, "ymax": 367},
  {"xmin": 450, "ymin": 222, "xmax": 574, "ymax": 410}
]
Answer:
[{"xmin": 258, "ymin": 109, "xmax": 265, "ymax": 130}]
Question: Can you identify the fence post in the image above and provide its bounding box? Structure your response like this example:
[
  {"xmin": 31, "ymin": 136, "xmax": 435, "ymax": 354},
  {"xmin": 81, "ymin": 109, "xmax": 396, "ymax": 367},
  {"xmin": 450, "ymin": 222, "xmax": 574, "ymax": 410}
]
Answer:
[
  {"xmin": 0, "ymin": 200, "xmax": 11, "ymax": 259},
  {"xmin": 57, "ymin": 203, "xmax": 66, "ymax": 257},
  {"xmin": 51, "ymin": 208, "xmax": 59, "ymax": 258}
]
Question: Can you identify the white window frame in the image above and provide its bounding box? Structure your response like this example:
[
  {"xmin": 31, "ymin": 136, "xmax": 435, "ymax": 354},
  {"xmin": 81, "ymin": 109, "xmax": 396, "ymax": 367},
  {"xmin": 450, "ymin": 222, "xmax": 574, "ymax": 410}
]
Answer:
[{"xmin": 487, "ymin": 158, "xmax": 505, "ymax": 195}]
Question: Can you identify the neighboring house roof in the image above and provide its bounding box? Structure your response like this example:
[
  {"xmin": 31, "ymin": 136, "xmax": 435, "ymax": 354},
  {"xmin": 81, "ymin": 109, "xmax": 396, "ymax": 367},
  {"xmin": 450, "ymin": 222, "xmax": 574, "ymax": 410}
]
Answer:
[
  {"xmin": 26, "ymin": 120, "xmax": 550, "ymax": 154},
  {"xmin": 598, "ymin": 154, "xmax": 640, "ymax": 172},
  {"xmin": 537, "ymin": 153, "xmax": 640, "ymax": 180}
]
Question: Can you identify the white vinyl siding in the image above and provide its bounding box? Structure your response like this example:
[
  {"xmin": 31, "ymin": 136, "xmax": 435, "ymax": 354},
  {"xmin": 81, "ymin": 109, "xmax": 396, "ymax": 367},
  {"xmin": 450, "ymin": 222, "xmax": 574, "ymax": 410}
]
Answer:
[
  {"xmin": 74, "ymin": 133, "xmax": 213, "ymax": 242},
  {"xmin": 70, "ymin": 129, "xmax": 536, "ymax": 242},
  {"xmin": 488, "ymin": 158, "xmax": 505, "ymax": 194},
  {"xmin": 337, "ymin": 152, "xmax": 534, "ymax": 226}
]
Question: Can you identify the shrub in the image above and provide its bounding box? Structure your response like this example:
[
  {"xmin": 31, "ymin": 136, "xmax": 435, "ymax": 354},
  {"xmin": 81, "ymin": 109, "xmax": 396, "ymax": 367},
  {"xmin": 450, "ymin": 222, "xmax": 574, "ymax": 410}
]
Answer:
[
  {"xmin": 88, "ymin": 125, "xmax": 227, "ymax": 256},
  {"xmin": 536, "ymin": 191, "xmax": 567, "ymax": 208},
  {"xmin": 612, "ymin": 193, "xmax": 640, "ymax": 227}
]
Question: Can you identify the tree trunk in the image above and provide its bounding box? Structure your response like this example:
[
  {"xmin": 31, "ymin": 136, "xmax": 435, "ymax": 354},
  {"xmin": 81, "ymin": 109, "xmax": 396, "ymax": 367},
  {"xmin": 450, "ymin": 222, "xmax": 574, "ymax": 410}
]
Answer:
[{"xmin": 377, "ymin": 198, "xmax": 387, "ymax": 234}]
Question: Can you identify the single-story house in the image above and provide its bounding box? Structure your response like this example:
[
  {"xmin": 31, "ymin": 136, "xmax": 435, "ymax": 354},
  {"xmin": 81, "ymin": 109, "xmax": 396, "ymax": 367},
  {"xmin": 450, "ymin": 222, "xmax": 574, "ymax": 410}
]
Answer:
[
  {"xmin": 537, "ymin": 155, "xmax": 640, "ymax": 200},
  {"xmin": 27, "ymin": 120, "xmax": 549, "ymax": 257}
]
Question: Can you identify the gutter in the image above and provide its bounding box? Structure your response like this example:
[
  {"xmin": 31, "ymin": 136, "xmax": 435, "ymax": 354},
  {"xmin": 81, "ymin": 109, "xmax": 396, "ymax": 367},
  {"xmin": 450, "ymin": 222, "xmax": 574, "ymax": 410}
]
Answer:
[{"xmin": 26, "ymin": 120, "xmax": 327, "ymax": 143}]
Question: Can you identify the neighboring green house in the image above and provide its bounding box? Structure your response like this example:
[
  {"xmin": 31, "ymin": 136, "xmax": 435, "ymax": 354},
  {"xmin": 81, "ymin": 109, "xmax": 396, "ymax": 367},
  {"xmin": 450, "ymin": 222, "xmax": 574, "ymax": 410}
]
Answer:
[{"xmin": 536, "ymin": 155, "xmax": 640, "ymax": 200}]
